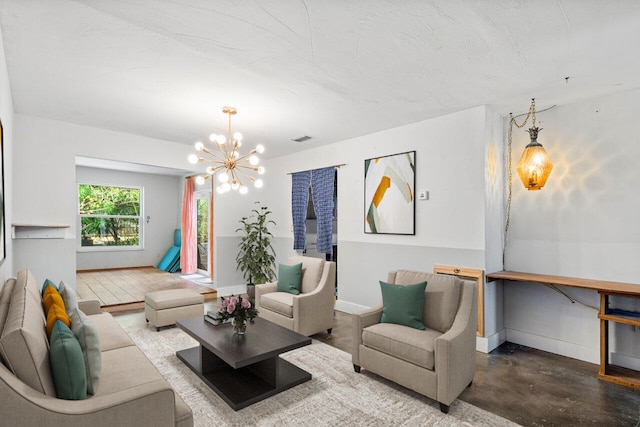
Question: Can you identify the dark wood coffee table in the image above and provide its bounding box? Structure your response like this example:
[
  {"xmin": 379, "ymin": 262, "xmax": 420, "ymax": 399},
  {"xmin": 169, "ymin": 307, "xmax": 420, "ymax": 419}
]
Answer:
[{"xmin": 176, "ymin": 316, "xmax": 312, "ymax": 410}]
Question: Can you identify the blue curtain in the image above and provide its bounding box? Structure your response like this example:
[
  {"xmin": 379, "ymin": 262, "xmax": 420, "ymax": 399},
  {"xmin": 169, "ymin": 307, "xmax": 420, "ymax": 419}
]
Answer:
[
  {"xmin": 291, "ymin": 171, "xmax": 311, "ymax": 250},
  {"xmin": 311, "ymin": 167, "xmax": 335, "ymax": 255}
]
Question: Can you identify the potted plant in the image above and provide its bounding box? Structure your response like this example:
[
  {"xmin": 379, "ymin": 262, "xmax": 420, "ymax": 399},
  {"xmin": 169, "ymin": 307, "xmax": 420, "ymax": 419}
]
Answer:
[{"xmin": 236, "ymin": 202, "xmax": 277, "ymax": 292}]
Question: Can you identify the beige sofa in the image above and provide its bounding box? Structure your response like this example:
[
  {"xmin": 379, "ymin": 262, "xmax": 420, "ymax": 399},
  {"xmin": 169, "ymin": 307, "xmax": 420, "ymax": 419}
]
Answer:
[
  {"xmin": 255, "ymin": 256, "xmax": 336, "ymax": 336},
  {"xmin": 0, "ymin": 269, "xmax": 193, "ymax": 427},
  {"xmin": 352, "ymin": 270, "xmax": 477, "ymax": 413}
]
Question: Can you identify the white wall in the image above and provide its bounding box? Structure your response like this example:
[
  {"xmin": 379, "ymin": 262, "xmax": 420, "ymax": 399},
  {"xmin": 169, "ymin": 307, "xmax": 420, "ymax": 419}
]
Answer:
[
  {"xmin": 12, "ymin": 114, "xmax": 194, "ymax": 284},
  {"xmin": 0, "ymin": 28, "xmax": 14, "ymax": 284},
  {"xmin": 504, "ymin": 88, "xmax": 640, "ymax": 367},
  {"xmin": 217, "ymin": 106, "xmax": 495, "ymax": 316},
  {"xmin": 482, "ymin": 107, "xmax": 506, "ymax": 351},
  {"xmin": 75, "ymin": 166, "xmax": 181, "ymax": 270}
]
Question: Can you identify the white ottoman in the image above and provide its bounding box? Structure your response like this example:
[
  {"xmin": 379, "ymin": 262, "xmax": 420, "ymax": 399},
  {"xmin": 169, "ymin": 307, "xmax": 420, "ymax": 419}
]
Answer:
[{"xmin": 145, "ymin": 289, "xmax": 205, "ymax": 331}]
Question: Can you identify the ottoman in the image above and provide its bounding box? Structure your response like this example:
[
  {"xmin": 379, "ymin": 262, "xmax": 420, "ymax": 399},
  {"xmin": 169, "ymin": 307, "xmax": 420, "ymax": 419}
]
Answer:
[{"xmin": 145, "ymin": 289, "xmax": 205, "ymax": 331}]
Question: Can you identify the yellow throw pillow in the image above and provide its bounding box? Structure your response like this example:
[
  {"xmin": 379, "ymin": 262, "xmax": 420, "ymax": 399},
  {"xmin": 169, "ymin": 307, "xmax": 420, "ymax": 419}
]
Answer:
[
  {"xmin": 42, "ymin": 283, "xmax": 63, "ymax": 315},
  {"xmin": 46, "ymin": 301, "xmax": 70, "ymax": 338}
]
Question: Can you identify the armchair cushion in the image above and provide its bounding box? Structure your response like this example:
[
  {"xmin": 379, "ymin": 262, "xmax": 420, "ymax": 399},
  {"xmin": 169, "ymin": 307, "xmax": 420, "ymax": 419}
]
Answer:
[
  {"xmin": 295, "ymin": 256, "xmax": 325, "ymax": 293},
  {"xmin": 380, "ymin": 281, "xmax": 427, "ymax": 330},
  {"xmin": 362, "ymin": 323, "xmax": 440, "ymax": 370},
  {"xmin": 260, "ymin": 292, "xmax": 294, "ymax": 317},
  {"xmin": 276, "ymin": 263, "xmax": 303, "ymax": 295},
  {"xmin": 390, "ymin": 271, "xmax": 461, "ymax": 333}
]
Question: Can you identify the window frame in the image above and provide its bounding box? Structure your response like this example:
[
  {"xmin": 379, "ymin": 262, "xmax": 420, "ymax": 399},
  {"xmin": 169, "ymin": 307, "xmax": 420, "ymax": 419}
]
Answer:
[{"xmin": 77, "ymin": 182, "xmax": 144, "ymax": 252}]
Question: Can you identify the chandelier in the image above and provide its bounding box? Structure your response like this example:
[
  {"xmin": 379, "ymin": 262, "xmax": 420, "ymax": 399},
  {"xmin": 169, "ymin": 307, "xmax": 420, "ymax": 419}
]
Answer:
[{"xmin": 188, "ymin": 106, "xmax": 264, "ymax": 195}]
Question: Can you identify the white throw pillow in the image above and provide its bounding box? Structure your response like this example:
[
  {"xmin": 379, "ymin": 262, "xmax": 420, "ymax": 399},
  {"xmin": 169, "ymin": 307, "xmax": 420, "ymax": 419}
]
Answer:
[{"xmin": 69, "ymin": 308, "xmax": 102, "ymax": 394}]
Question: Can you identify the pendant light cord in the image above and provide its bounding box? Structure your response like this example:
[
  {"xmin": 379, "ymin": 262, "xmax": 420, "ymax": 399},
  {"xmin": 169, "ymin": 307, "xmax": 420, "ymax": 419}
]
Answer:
[
  {"xmin": 503, "ymin": 101, "xmax": 535, "ymax": 266},
  {"xmin": 503, "ymin": 100, "xmax": 558, "ymax": 266}
]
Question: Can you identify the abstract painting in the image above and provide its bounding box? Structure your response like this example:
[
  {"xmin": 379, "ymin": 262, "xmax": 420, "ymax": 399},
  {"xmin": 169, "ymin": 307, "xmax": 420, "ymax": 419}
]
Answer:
[{"xmin": 364, "ymin": 151, "xmax": 415, "ymax": 235}]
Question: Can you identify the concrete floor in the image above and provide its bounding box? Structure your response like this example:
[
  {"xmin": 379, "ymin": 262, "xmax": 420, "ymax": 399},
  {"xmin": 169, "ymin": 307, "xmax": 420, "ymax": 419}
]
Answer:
[
  {"xmin": 317, "ymin": 310, "xmax": 640, "ymax": 427},
  {"xmin": 114, "ymin": 305, "xmax": 640, "ymax": 426}
]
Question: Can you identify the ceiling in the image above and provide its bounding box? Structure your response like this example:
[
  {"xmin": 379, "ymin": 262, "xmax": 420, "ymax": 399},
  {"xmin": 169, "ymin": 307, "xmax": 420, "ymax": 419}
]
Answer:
[{"xmin": 1, "ymin": 0, "xmax": 640, "ymax": 162}]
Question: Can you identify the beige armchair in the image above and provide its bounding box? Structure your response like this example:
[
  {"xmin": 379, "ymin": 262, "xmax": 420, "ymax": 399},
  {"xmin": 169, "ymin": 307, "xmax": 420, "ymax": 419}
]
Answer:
[
  {"xmin": 352, "ymin": 270, "xmax": 477, "ymax": 413},
  {"xmin": 255, "ymin": 256, "xmax": 336, "ymax": 336}
]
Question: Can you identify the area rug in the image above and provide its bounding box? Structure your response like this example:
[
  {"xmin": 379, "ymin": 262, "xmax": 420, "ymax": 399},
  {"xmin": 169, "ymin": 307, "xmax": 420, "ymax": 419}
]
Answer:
[{"xmin": 125, "ymin": 325, "xmax": 519, "ymax": 427}]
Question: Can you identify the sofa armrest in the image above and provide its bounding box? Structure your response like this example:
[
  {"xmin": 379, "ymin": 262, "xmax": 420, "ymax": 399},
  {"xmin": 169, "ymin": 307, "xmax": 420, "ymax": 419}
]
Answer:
[
  {"xmin": 0, "ymin": 366, "xmax": 178, "ymax": 427},
  {"xmin": 78, "ymin": 299, "xmax": 102, "ymax": 315},
  {"xmin": 254, "ymin": 282, "xmax": 277, "ymax": 311},
  {"xmin": 351, "ymin": 304, "xmax": 383, "ymax": 366},
  {"xmin": 434, "ymin": 281, "xmax": 478, "ymax": 406}
]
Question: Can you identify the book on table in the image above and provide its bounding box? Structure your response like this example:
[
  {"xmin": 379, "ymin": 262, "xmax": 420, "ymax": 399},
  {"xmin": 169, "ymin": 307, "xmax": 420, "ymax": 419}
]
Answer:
[{"xmin": 205, "ymin": 311, "xmax": 230, "ymax": 325}]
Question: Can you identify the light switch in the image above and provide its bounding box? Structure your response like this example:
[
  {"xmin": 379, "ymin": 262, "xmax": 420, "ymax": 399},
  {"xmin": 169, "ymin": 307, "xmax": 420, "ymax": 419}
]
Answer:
[{"xmin": 418, "ymin": 191, "xmax": 429, "ymax": 201}]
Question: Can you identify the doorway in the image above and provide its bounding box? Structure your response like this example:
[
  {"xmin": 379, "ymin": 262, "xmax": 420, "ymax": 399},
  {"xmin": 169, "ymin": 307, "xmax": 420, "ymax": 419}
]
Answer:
[{"xmin": 195, "ymin": 190, "xmax": 211, "ymax": 277}]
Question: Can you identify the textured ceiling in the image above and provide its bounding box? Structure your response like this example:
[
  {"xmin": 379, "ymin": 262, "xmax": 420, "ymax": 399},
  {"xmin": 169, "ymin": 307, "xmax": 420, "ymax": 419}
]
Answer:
[{"xmin": 1, "ymin": 0, "xmax": 640, "ymax": 160}]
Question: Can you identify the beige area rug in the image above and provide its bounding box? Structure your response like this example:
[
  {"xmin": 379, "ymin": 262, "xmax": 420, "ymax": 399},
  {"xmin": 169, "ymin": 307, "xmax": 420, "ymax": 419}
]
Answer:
[{"xmin": 125, "ymin": 326, "xmax": 520, "ymax": 427}]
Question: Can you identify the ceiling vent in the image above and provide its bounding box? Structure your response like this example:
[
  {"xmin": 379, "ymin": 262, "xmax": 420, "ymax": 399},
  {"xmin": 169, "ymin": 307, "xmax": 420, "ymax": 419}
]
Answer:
[{"xmin": 292, "ymin": 135, "xmax": 312, "ymax": 143}]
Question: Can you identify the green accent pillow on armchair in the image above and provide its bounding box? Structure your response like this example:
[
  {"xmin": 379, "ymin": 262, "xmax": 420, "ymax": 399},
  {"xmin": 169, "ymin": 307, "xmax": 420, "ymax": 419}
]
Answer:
[
  {"xmin": 277, "ymin": 263, "xmax": 303, "ymax": 295},
  {"xmin": 379, "ymin": 280, "xmax": 427, "ymax": 330}
]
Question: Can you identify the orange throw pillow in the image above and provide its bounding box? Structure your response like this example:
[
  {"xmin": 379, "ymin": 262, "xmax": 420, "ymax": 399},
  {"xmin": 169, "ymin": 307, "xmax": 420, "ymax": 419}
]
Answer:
[
  {"xmin": 42, "ymin": 284, "xmax": 63, "ymax": 315},
  {"xmin": 46, "ymin": 298, "xmax": 70, "ymax": 338}
]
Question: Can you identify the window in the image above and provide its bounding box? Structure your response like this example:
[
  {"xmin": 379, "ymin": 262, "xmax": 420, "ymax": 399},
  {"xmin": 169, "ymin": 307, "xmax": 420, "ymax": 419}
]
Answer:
[{"xmin": 78, "ymin": 184, "xmax": 142, "ymax": 250}]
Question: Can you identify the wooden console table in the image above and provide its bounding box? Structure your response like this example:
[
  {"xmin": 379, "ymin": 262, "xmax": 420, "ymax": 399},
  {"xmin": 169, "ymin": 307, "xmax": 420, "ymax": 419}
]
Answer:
[{"xmin": 486, "ymin": 270, "xmax": 640, "ymax": 390}]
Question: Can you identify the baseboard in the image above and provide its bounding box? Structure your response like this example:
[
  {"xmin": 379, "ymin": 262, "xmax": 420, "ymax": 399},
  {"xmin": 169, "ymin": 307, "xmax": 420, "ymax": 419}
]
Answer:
[
  {"xmin": 505, "ymin": 328, "xmax": 599, "ymax": 364},
  {"xmin": 476, "ymin": 329, "xmax": 506, "ymax": 353},
  {"xmin": 610, "ymin": 351, "xmax": 640, "ymax": 371},
  {"xmin": 335, "ymin": 300, "xmax": 369, "ymax": 314}
]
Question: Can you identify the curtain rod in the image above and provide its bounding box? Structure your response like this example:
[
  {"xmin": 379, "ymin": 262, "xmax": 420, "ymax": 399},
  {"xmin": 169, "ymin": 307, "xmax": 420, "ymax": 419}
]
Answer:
[
  {"xmin": 286, "ymin": 163, "xmax": 347, "ymax": 175},
  {"xmin": 186, "ymin": 163, "xmax": 347, "ymax": 179}
]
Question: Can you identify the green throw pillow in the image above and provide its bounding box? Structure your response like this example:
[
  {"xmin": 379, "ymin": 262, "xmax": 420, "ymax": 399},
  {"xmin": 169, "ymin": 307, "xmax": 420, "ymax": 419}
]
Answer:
[
  {"xmin": 379, "ymin": 281, "xmax": 427, "ymax": 330},
  {"xmin": 49, "ymin": 320, "xmax": 87, "ymax": 400},
  {"xmin": 277, "ymin": 263, "xmax": 303, "ymax": 295}
]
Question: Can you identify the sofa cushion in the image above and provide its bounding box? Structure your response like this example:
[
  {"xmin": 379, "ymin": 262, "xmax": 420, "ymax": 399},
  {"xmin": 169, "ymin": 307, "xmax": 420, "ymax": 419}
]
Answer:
[
  {"xmin": 380, "ymin": 280, "xmax": 427, "ymax": 330},
  {"xmin": 49, "ymin": 320, "xmax": 87, "ymax": 400},
  {"xmin": 362, "ymin": 322, "xmax": 441, "ymax": 370},
  {"xmin": 18, "ymin": 269, "xmax": 44, "ymax": 309},
  {"xmin": 70, "ymin": 308, "xmax": 102, "ymax": 394},
  {"xmin": 97, "ymin": 345, "xmax": 166, "ymax": 396},
  {"xmin": 260, "ymin": 292, "xmax": 294, "ymax": 318},
  {"xmin": 277, "ymin": 263, "xmax": 302, "ymax": 295},
  {"xmin": 0, "ymin": 278, "xmax": 16, "ymax": 335},
  {"xmin": 0, "ymin": 275, "xmax": 57, "ymax": 396},
  {"xmin": 390, "ymin": 270, "xmax": 461, "ymax": 333},
  {"xmin": 290, "ymin": 256, "xmax": 325, "ymax": 294},
  {"xmin": 87, "ymin": 312, "xmax": 135, "ymax": 351}
]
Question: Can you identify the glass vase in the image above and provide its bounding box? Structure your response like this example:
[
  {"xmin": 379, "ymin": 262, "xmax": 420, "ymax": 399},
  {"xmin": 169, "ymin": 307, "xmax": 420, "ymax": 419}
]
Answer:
[{"xmin": 232, "ymin": 317, "xmax": 247, "ymax": 335}]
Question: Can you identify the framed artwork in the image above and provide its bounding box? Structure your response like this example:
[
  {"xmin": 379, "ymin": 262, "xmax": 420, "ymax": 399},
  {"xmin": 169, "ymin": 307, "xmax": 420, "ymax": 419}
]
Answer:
[
  {"xmin": 0, "ymin": 119, "xmax": 4, "ymax": 263},
  {"xmin": 364, "ymin": 150, "xmax": 415, "ymax": 235}
]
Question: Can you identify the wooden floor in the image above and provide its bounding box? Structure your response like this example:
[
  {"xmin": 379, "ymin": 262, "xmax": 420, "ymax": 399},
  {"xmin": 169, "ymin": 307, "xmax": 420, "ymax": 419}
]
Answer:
[{"xmin": 76, "ymin": 266, "xmax": 217, "ymax": 313}]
